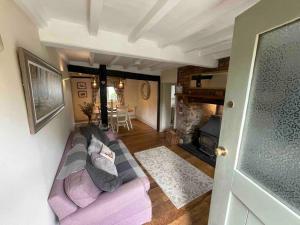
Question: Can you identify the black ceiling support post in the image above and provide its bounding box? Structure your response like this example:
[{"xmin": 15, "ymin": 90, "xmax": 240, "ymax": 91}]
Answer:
[
  {"xmin": 99, "ymin": 65, "xmax": 108, "ymax": 127},
  {"xmin": 68, "ymin": 63, "xmax": 161, "ymax": 131},
  {"xmin": 157, "ymin": 78, "xmax": 161, "ymax": 132}
]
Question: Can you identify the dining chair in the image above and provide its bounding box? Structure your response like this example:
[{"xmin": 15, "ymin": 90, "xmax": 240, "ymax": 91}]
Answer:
[
  {"xmin": 115, "ymin": 106, "xmax": 130, "ymax": 133},
  {"xmin": 126, "ymin": 106, "xmax": 133, "ymax": 129},
  {"xmin": 108, "ymin": 109, "xmax": 116, "ymax": 132}
]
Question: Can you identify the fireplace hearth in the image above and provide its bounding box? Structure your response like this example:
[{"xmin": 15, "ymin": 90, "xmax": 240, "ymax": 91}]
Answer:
[{"xmin": 179, "ymin": 115, "xmax": 221, "ymax": 167}]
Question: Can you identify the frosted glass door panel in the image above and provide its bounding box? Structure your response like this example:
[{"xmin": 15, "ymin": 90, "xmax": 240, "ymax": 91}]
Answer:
[{"xmin": 237, "ymin": 20, "xmax": 300, "ymax": 215}]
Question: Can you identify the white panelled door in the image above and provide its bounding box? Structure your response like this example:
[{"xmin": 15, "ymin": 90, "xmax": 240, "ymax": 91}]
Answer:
[{"xmin": 208, "ymin": 0, "xmax": 300, "ymax": 225}]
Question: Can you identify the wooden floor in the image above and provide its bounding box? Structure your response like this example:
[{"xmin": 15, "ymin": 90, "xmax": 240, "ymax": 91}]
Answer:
[{"xmin": 117, "ymin": 120, "xmax": 215, "ymax": 225}]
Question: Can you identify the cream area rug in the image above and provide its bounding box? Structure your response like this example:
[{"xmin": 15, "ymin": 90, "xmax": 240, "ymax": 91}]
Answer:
[{"xmin": 134, "ymin": 146, "xmax": 213, "ymax": 209}]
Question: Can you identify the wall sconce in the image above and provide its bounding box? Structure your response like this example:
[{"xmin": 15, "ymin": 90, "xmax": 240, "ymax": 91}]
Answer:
[
  {"xmin": 118, "ymin": 80, "xmax": 124, "ymax": 89},
  {"xmin": 92, "ymin": 77, "xmax": 97, "ymax": 89},
  {"xmin": 0, "ymin": 35, "xmax": 4, "ymax": 52}
]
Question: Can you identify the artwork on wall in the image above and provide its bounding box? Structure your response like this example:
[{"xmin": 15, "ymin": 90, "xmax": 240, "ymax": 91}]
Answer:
[
  {"xmin": 77, "ymin": 82, "xmax": 87, "ymax": 89},
  {"xmin": 141, "ymin": 81, "xmax": 151, "ymax": 100},
  {"xmin": 78, "ymin": 91, "xmax": 87, "ymax": 98},
  {"xmin": 18, "ymin": 48, "xmax": 64, "ymax": 134}
]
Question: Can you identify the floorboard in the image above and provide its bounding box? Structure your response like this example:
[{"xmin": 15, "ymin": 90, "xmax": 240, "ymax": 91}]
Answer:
[{"xmin": 117, "ymin": 119, "xmax": 215, "ymax": 225}]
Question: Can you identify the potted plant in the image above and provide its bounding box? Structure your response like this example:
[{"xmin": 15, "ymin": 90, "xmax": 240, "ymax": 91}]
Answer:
[{"xmin": 79, "ymin": 102, "xmax": 94, "ymax": 124}]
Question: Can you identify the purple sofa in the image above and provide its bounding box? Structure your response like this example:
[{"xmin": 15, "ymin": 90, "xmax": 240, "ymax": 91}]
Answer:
[{"xmin": 48, "ymin": 132, "xmax": 152, "ymax": 225}]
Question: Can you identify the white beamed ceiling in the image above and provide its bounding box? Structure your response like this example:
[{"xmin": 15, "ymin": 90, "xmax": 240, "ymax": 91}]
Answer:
[{"xmin": 14, "ymin": 0, "xmax": 259, "ymax": 72}]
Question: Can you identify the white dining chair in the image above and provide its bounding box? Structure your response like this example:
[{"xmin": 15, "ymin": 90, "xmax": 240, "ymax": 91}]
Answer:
[
  {"xmin": 107, "ymin": 109, "xmax": 116, "ymax": 132},
  {"xmin": 115, "ymin": 106, "xmax": 130, "ymax": 133}
]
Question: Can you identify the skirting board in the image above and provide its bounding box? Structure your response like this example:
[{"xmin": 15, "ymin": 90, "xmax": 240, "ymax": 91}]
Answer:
[{"xmin": 135, "ymin": 116, "xmax": 157, "ymax": 130}]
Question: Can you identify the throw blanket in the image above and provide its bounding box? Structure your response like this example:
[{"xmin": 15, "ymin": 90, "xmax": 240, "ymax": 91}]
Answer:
[
  {"xmin": 86, "ymin": 140, "xmax": 147, "ymax": 192},
  {"xmin": 110, "ymin": 140, "xmax": 146, "ymax": 184},
  {"xmin": 57, "ymin": 144, "xmax": 87, "ymax": 179}
]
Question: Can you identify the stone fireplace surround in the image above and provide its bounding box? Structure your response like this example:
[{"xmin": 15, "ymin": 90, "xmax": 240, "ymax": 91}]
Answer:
[
  {"xmin": 176, "ymin": 102, "xmax": 217, "ymax": 143},
  {"xmin": 175, "ymin": 58, "xmax": 229, "ymax": 166}
]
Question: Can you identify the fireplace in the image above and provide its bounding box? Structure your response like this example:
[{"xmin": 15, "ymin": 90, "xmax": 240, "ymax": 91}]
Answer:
[
  {"xmin": 178, "ymin": 109, "xmax": 222, "ymax": 167},
  {"xmin": 175, "ymin": 61, "xmax": 228, "ymax": 166}
]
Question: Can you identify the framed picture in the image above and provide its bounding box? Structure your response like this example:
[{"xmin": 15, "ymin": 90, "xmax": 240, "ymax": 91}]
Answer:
[
  {"xmin": 77, "ymin": 82, "xmax": 87, "ymax": 89},
  {"xmin": 18, "ymin": 48, "xmax": 65, "ymax": 134},
  {"xmin": 78, "ymin": 91, "xmax": 87, "ymax": 98}
]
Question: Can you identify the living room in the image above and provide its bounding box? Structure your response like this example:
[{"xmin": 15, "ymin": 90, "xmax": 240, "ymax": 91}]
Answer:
[{"xmin": 1, "ymin": 1, "xmax": 299, "ymax": 225}]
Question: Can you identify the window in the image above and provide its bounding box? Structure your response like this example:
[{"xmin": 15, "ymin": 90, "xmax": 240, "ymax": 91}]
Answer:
[{"xmin": 107, "ymin": 86, "xmax": 117, "ymax": 102}]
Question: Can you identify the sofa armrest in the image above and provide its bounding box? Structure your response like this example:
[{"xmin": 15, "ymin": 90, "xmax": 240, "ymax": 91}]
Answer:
[
  {"xmin": 48, "ymin": 179, "xmax": 78, "ymax": 220},
  {"xmin": 61, "ymin": 178, "xmax": 151, "ymax": 225}
]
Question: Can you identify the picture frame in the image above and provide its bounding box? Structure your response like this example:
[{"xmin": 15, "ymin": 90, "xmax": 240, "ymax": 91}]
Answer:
[
  {"xmin": 77, "ymin": 82, "xmax": 87, "ymax": 89},
  {"xmin": 18, "ymin": 48, "xmax": 65, "ymax": 134},
  {"xmin": 140, "ymin": 81, "xmax": 151, "ymax": 100},
  {"xmin": 78, "ymin": 91, "xmax": 87, "ymax": 98}
]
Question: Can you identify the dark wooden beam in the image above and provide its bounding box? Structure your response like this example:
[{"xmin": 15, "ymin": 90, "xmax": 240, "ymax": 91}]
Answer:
[
  {"xmin": 99, "ymin": 65, "xmax": 108, "ymax": 126},
  {"xmin": 68, "ymin": 64, "xmax": 161, "ymax": 131},
  {"xmin": 107, "ymin": 70, "xmax": 160, "ymax": 81},
  {"xmin": 157, "ymin": 79, "xmax": 161, "ymax": 132},
  {"xmin": 67, "ymin": 64, "xmax": 160, "ymax": 81},
  {"xmin": 68, "ymin": 64, "xmax": 98, "ymax": 75},
  {"xmin": 191, "ymin": 75, "xmax": 213, "ymax": 80}
]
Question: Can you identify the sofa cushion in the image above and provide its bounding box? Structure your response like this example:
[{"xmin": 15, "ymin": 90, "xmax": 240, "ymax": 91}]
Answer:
[
  {"xmin": 87, "ymin": 135, "xmax": 103, "ymax": 155},
  {"xmin": 64, "ymin": 169, "xmax": 101, "ymax": 208},
  {"xmin": 80, "ymin": 125, "xmax": 110, "ymax": 146},
  {"xmin": 85, "ymin": 156, "xmax": 122, "ymax": 192},
  {"xmin": 91, "ymin": 151, "xmax": 118, "ymax": 176}
]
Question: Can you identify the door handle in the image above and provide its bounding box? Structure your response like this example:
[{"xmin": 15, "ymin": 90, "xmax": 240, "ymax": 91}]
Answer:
[{"xmin": 215, "ymin": 146, "xmax": 228, "ymax": 157}]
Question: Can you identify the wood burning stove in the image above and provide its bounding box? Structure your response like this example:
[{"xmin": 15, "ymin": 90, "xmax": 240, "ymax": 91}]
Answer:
[
  {"xmin": 180, "ymin": 115, "xmax": 221, "ymax": 167},
  {"xmin": 196, "ymin": 115, "xmax": 221, "ymax": 157}
]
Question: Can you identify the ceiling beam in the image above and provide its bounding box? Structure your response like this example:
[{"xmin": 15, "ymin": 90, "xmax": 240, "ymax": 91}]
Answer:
[
  {"xmin": 125, "ymin": 59, "xmax": 142, "ymax": 69},
  {"xmin": 137, "ymin": 61, "xmax": 159, "ymax": 70},
  {"xmin": 159, "ymin": 0, "xmax": 257, "ymax": 47},
  {"xmin": 182, "ymin": 25, "xmax": 234, "ymax": 53},
  {"xmin": 198, "ymin": 39, "xmax": 232, "ymax": 57},
  {"xmin": 150, "ymin": 62, "xmax": 163, "ymax": 71},
  {"xmin": 39, "ymin": 20, "xmax": 217, "ymax": 67},
  {"xmin": 14, "ymin": 0, "xmax": 48, "ymax": 28},
  {"xmin": 128, "ymin": 0, "xmax": 181, "ymax": 43},
  {"xmin": 108, "ymin": 56, "xmax": 120, "ymax": 66},
  {"xmin": 89, "ymin": 52, "xmax": 95, "ymax": 66},
  {"xmin": 89, "ymin": 0, "xmax": 103, "ymax": 36}
]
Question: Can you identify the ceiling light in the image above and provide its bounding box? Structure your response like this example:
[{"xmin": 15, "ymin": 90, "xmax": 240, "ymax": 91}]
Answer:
[
  {"xmin": 92, "ymin": 77, "xmax": 97, "ymax": 88},
  {"xmin": 118, "ymin": 80, "xmax": 124, "ymax": 89}
]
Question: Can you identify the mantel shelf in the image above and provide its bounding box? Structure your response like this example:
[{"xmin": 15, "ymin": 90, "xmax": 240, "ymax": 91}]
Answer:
[{"xmin": 176, "ymin": 88, "xmax": 225, "ymax": 105}]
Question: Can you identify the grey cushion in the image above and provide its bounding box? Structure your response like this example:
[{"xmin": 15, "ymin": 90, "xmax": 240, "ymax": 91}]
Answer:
[
  {"xmin": 85, "ymin": 156, "xmax": 122, "ymax": 192},
  {"xmin": 80, "ymin": 125, "xmax": 110, "ymax": 146}
]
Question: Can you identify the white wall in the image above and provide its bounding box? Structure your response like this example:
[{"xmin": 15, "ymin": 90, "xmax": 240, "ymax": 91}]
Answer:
[
  {"xmin": 0, "ymin": 1, "xmax": 74, "ymax": 225},
  {"xmin": 160, "ymin": 68, "xmax": 177, "ymax": 132},
  {"xmin": 136, "ymin": 81, "xmax": 158, "ymax": 129},
  {"xmin": 160, "ymin": 83, "xmax": 172, "ymax": 132},
  {"xmin": 124, "ymin": 79, "xmax": 139, "ymax": 118}
]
